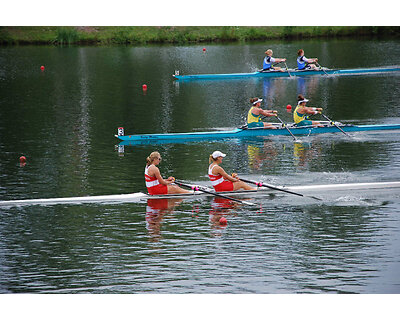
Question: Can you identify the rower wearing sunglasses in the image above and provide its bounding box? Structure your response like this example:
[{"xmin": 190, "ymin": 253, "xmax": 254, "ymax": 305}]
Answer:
[
  {"xmin": 208, "ymin": 151, "xmax": 255, "ymax": 192},
  {"xmin": 247, "ymin": 97, "xmax": 278, "ymax": 129},
  {"xmin": 293, "ymin": 94, "xmax": 324, "ymax": 127},
  {"xmin": 145, "ymin": 151, "xmax": 190, "ymax": 195}
]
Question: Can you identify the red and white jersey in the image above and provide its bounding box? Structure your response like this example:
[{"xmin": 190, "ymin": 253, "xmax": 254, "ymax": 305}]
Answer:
[
  {"xmin": 145, "ymin": 165, "xmax": 160, "ymax": 189},
  {"xmin": 208, "ymin": 164, "xmax": 225, "ymax": 187}
]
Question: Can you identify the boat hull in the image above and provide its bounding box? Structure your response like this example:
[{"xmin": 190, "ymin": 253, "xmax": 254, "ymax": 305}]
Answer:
[
  {"xmin": 116, "ymin": 124, "xmax": 400, "ymax": 144},
  {"xmin": 173, "ymin": 66, "xmax": 400, "ymax": 80},
  {"xmin": 1, "ymin": 181, "xmax": 400, "ymax": 207}
]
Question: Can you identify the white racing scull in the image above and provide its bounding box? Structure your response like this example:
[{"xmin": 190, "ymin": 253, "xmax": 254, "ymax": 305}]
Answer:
[{"xmin": 1, "ymin": 181, "xmax": 400, "ymax": 208}]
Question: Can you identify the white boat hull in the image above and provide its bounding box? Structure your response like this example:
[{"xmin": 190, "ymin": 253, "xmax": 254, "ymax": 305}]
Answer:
[{"xmin": 1, "ymin": 181, "xmax": 400, "ymax": 208}]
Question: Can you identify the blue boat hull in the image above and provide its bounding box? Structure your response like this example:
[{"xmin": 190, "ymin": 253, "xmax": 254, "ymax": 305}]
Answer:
[
  {"xmin": 116, "ymin": 124, "xmax": 400, "ymax": 145},
  {"xmin": 173, "ymin": 66, "xmax": 400, "ymax": 80}
]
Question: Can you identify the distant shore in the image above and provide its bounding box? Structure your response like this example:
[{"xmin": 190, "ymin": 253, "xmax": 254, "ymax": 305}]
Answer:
[{"xmin": 1, "ymin": 26, "xmax": 399, "ymax": 45}]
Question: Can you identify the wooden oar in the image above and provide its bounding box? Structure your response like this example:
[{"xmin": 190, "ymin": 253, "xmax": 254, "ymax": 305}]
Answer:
[
  {"xmin": 321, "ymin": 114, "xmax": 350, "ymax": 136},
  {"xmin": 239, "ymin": 178, "xmax": 322, "ymax": 201},
  {"xmin": 316, "ymin": 62, "xmax": 328, "ymax": 75},
  {"xmin": 275, "ymin": 115, "xmax": 299, "ymax": 142},
  {"xmin": 174, "ymin": 180, "xmax": 256, "ymax": 206}
]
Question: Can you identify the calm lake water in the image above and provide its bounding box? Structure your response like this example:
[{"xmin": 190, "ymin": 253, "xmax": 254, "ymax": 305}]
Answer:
[{"xmin": 0, "ymin": 38, "xmax": 400, "ymax": 294}]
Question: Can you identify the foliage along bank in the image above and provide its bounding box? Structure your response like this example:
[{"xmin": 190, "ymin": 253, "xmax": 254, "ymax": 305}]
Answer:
[{"xmin": 1, "ymin": 26, "xmax": 399, "ymax": 45}]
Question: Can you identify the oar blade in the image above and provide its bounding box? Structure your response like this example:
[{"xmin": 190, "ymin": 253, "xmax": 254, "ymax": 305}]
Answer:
[{"xmin": 242, "ymin": 200, "xmax": 257, "ymax": 206}]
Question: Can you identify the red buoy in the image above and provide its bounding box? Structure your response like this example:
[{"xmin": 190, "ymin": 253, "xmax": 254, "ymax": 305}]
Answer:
[
  {"xmin": 40, "ymin": 66, "xmax": 45, "ymax": 71},
  {"xmin": 219, "ymin": 217, "xmax": 227, "ymax": 225},
  {"xmin": 286, "ymin": 104, "xmax": 292, "ymax": 109},
  {"xmin": 19, "ymin": 156, "xmax": 26, "ymax": 163},
  {"xmin": 142, "ymin": 84, "xmax": 147, "ymax": 90},
  {"xmin": 203, "ymin": 48, "xmax": 206, "ymax": 52}
]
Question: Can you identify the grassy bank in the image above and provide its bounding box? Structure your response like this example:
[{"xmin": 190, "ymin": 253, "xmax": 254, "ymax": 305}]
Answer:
[{"xmin": 1, "ymin": 26, "xmax": 399, "ymax": 45}]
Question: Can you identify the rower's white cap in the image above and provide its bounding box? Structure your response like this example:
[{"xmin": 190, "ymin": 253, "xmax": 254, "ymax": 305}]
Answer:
[
  {"xmin": 298, "ymin": 98, "xmax": 309, "ymax": 103},
  {"xmin": 212, "ymin": 151, "xmax": 226, "ymax": 159},
  {"xmin": 252, "ymin": 98, "xmax": 263, "ymax": 105}
]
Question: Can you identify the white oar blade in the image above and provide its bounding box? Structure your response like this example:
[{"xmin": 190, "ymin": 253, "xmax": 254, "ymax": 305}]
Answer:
[{"xmin": 242, "ymin": 200, "xmax": 257, "ymax": 206}]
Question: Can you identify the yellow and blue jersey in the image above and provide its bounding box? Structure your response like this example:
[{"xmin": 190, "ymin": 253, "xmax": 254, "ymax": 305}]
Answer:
[
  {"xmin": 247, "ymin": 106, "xmax": 261, "ymax": 124},
  {"xmin": 293, "ymin": 105, "xmax": 308, "ymax": 123},
  {"xmin": 293, "ymin": 105, "xmax": 313, "ymax": 126}
]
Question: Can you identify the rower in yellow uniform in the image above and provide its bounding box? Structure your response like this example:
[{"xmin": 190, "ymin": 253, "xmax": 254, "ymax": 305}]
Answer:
[
  {"xmin": 247, "ymin": 98, "xmax": 278, "ymax": 129},
  {"xmin": 293, "ymin": 94, "xmax": 323, "ymax": 127}
]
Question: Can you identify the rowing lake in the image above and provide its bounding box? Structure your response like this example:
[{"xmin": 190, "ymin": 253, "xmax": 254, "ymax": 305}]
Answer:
[{"xmin": 0, "ymin": 38, "xmax": 400, "ymax": 297}]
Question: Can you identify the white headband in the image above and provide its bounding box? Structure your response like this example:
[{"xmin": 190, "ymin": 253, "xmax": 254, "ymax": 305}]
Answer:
[
  {"xmin": 252, "ymin": 99, "xmax": 263, "ymax": 105},
  {"xmin": 298, "ymin": 98, "xmax": 309, "ymax": 104}
]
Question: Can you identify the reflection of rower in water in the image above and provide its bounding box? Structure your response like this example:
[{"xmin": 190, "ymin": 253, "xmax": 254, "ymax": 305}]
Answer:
[
  {"xmin": 293, "ymin": 94, "xmax": 324, "ymax": 127},
  {"xmin": 247, "ymin": 141, "xmax": 278, "ymax": 169},
  {"xmin": 208, "ymin": 151, "xmax": 255, "ymax": 191},
  {"xmin": 263, "ymin": 49, "xmax": 287, "ymax": 72},
  {"xmin": 146, "ymin": 198, "xmax": 183, "ymax": 242},
  {"xmin": 293, "ymin": 141, "xmax": 322, "ymax": 169},
  {"xmin": 209, "ymin": 197, "xmax": 240, "ymax": 227},
  {"xmin": 293, "ymin": 142, "xmax": 311, "ymax": 169},
  {"xmin": 247, "ymin": 98, "xmax": 278, "ymax": 129},
  {"xmin": 145, "ymin": 151, "xmax": 190, "ymax": 195}
]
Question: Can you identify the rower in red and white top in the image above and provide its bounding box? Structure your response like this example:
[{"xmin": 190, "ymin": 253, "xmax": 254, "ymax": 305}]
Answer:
[
  {"xmin": 145, "ymin": 151, "xmax": 190, "ymax": 195},
  {"xmin": 208, "ymin": 151, "xmax": 255, "ymax": 192}
]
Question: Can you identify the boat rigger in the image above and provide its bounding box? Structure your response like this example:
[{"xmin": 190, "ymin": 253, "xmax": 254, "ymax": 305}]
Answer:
[
  {"xmin": 1, "ymin": 181, "xmax": 400, "ymax": 208},
  {"xmin": 115, "ymin": 123, "xmax": 400, "ymax": 144},
  {"xmin": 172, "ymin": 66, "xmax": 400, "ymax": 80}
]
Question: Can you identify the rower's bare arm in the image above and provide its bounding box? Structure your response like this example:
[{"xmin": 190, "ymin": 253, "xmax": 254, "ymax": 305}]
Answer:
[
  {"xmin": 260, "ymin": 110, "xmax": 269, "ymax": 117},
  {"xmin": 261, "ymin": 109, "xmax": 278, "ymax": 117},
  {"xmin": 305, "ymin": 106, "xmax": 322, "ymax": 114},
  {"xmin": 214, "ymin": 166, "xmax": 238, "ymax": 182},
  {"xmin": 152, "ymin": 168, "xmax": 171, "ymax": 185}
]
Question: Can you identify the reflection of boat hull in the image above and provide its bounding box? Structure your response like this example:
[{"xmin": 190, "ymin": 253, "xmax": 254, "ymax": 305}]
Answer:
[
  {"xmin": 173, "ymin": 66, "xmax": 400, "ymax": 80},
  {"xmin": 116, "ymin": 124, "xmax": 400, "ymax": 145},
  {"xmin": 1, "ymin": 181, "xmax": 400, "ymax": 207}
]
